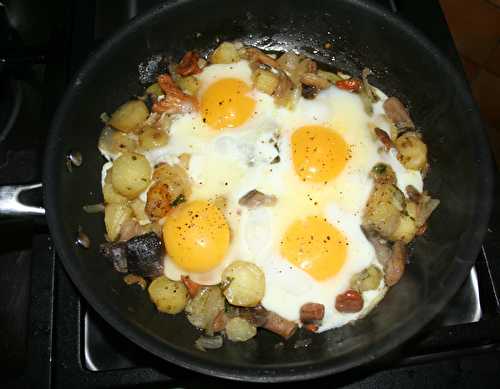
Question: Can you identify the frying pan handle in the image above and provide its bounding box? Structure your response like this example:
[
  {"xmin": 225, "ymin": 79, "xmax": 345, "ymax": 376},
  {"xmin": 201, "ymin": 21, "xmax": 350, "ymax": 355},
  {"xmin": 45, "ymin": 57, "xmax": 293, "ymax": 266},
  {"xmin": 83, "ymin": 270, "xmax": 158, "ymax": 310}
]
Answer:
[{"xmin": 0, "ymin": 183, "xmax": 45, "ymax": 218}]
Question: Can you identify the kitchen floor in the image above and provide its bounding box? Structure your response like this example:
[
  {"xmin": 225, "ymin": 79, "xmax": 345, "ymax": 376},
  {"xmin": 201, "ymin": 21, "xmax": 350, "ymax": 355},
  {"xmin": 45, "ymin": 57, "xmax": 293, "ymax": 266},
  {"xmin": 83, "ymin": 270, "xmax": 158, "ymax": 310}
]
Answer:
[{"xmin": 439, "ymin": 0, "xmax": 500, "ymax": 168}]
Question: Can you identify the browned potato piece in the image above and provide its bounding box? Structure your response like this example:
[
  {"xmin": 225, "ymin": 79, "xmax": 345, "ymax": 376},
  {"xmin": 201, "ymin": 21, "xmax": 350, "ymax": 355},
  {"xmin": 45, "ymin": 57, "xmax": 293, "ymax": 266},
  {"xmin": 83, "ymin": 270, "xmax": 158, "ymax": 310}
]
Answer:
[
  {"xmin": 111, "ymin": 152, "xmax": 152, "ymax": 199},
  {"xmin": 145, "ymin": 181, "xmax": 172, "ymax": 221},
  {"xmin": 185, "ymin": 286, "xmax": 225, "ymax": 331},
  {"xmin": 153, "ymin": 163, "xmax": 191, "ymax": 200},
  {"xmin": 362, "ymin": 184, "xmax": 405, "ymax": 239},
  {"xmin": 104, "ymin": 203, "xmax": 133, "ymax": 241},
  {"xmin": 148, "ymin": 276, "xmax": 189, "ymax": 314},
  {"xmin": 225, "ymin": 317, "xmax": 257, "ymax": 342},
  {"xmin": 389, "ymin": 214, "xmax": 417, "ymax": 243},
  {"xmin": 395, "ymin": 132, "xmax": 428, "ymax": 171},
  {"xmin": 138, "ymin": 127, "xmax": 169, "ymax": 150},
  {"xmin": 108, "ymin": 100, "xmax": 149, "ymax": 133},
  {"xmin": 253, "ymin": 69, "xmax": 279, "ymax": 95},
  {"xmin": 210, "ymin": 42, "xmax": 240, "ymax": 64},
  {"xmin": 222, "ymin": 261, "xmax": 265, "ymax": 307}
]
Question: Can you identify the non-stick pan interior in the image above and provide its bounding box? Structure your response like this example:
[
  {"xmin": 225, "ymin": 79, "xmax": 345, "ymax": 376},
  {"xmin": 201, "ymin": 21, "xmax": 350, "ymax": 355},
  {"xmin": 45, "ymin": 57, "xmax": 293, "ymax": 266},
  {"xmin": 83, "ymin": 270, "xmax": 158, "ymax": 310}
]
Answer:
[{"xmin": 44, "ymin": 0, "xmax": 492, "ymax": 381}]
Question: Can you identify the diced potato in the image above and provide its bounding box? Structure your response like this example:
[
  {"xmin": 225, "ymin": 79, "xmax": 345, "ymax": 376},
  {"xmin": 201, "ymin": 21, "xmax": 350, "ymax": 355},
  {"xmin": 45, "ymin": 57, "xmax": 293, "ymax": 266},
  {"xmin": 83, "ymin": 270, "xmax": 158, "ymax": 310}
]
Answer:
[
  {"xmin": 225, "ymin": 317, "xmax": 257, "ymax": 342},
  {"xmin": 153, "ymin": 163, "xmax": 191, "ymax": 200},
  {"xmin": 108, "ymin": 100, "xmax": 149, "ymax": 133},
  {"xmin": 221, "ymin": 261, "xmax": 265, "ymax": 307},
  {"xmin": 146, "ymin": 82, "xmax": 163, "ymax": 97},
  {"xmin": 111, "ymin": 152, "xmax": 152, "ymax": 199},
  {"xmin": 185, "ymin": 286, "xmax": 225, "ymax": 331},
  {"xmin": 130, "ymin": 198, "xmax": 150, "ymax": 224},
  {"xmin": 103, "ymin": 169, "xmax": 128, "ymax": 204},
  {"xmin": 209, "ymin": 42, "xmax": 240, "ymax": 64},
  {"xmin": 98, "ymin": 127, "xmax": 137, "ymax": 156},
  {"xmin": 395, "ymin": 132, "xmax": 428, "ymax": 171},
  {"xmin": 145, "ymin": 181, "xmax": 172, "ymax": 221},
  {"xmin": 138, "ymin": 126, "xmax": 169, "ymax": 150},
  {"xmin": 156, "ymin": 113, "xmax": 172, "ymax": 132},
  {"xmin": 389, "ymin": 214, "xmax": 417, "ymax": 243},
  {"xmin": 253, "ymin": 69, "xmax": 279, "ymax": 95},
  {"xmin": 370, "ymin": 163, "xmax": 396, "ymax": 185},
  {"xmin": 148, "ymin": 276, "xmax": 189, "ymax": 314},
  {"xmin": 176, "ymin": 76, "xmax": 200, "ymax": 96},
  {"xmin": 104, "ymin": 203, "xmax": 133, "ymax": 241},
  {"xmin": 363, "ymin": 184, "xmax": 405, "ymax": 239},
  {"xmin": 350, "ymin": 265, "xmax": 383, "ymax": 292}
]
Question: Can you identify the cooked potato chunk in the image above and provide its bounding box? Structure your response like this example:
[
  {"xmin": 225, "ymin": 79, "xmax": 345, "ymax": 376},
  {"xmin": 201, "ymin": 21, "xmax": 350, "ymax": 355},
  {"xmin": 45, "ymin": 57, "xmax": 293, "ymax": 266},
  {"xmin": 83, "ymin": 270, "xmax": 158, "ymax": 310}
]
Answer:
[
  {"xmin": 176, "ymin": 76, "xmax": 200, "ymax": 96},
  {"xmin": 222, "ymin": 261, "xmax": 265, "ymax": 307},
  {"xmin": 389, "ymin": 214, "xmax": 417, "ymax": 243},
  {"xmin": 108, "ymin": 100, "xmax": 149, "ymax": 133},
  {"xmin": 253, "ymin": 69, "xmax": 279, "ymax": 95},
  {"xmin": 185, "ymin": 286, "xmax": 225, "ymax": 331},
  {"xmin": 153, "ymin": 163, "xmax": 191, "ymax": 200},
  {"xmin": 350, "ymin": 265, "xmax": 383, "ymax": 292},
  {"xmin": 148, "ymin": 276, "xmax": 189, "ymax": 314},
  {"xmin": 209, "ymin": 42, "xmax": 240, "ymax": 64},
  {"xmin": 138, "ymin": 126, "xmax": 169, "ymax": 150},
  {"xmin": 145, "ymin": 181, "xmax": 172, "ymax": 221},
  {"xmin": 111, "ymin": 152, "xmax": 152, "ymax": 199},
  {"xmin": 130, "ymin": 198, "xmax": 150, "ymax": 224},
  {"xmin": 225, "ymin": 317, "xmax": 257, "ymax": 342},
  {"xmin": 395, "ymin": 132, "xmax": 428, "ymax": 171},
  {"xmin": 98, "ymin": 127, "xmax": 137, "ymax": 156},
  {"xmin": 104, "ymin": 203, "xmax": 133, "ymax": 241},
  {"xmin": 363, "ymin": 184, "xmax": 405, "ymax": 239},
  {"xmin": 103, "ymin": 169, "xmax": 127, "ymax": 204}
]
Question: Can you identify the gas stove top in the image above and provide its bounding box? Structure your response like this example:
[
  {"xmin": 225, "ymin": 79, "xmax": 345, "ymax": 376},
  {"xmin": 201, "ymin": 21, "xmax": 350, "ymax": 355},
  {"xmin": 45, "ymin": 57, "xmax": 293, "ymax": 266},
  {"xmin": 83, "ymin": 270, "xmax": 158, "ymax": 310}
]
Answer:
[{"xmin": 2, "ymin": 1, "xmax": 500, "ymax": 387}]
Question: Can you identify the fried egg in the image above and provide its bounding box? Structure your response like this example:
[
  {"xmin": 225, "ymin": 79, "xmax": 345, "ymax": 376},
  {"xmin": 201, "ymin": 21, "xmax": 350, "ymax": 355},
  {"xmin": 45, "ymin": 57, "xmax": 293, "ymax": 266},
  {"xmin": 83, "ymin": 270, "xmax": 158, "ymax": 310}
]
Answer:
[{"xmin": 101, "ymin": 58, "xmax": 423, "ymax": 332}]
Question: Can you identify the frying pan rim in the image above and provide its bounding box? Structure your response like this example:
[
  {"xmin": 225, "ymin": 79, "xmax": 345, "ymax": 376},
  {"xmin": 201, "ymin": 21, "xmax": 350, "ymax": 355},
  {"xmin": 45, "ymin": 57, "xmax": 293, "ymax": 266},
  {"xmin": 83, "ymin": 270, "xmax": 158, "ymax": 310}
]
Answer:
[{"xmin": 43, "ymin": 0, "xmax": 494, "ymax": 382}]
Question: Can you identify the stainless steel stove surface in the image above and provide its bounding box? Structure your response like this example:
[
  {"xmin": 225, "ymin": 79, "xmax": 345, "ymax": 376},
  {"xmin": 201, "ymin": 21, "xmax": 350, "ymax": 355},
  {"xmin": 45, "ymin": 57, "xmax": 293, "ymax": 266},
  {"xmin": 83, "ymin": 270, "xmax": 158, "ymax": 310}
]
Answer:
[{"xmin": 2, "ymin": 1, "xmax": 500, "ymax": 388}]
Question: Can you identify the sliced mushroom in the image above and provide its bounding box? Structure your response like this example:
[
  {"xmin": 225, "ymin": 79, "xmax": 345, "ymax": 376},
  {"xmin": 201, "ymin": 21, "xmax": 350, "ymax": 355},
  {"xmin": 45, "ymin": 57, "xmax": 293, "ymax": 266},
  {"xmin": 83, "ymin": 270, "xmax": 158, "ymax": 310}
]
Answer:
[
  {"xmin": 383, "ymin": 97, "xmax": 415, "ymax": 130},
  {"xmin": 361, "ymin": 226, "xmax": 392, "ymax": 266},
  {"xmin": 384, "ymin": 241, "xmax": 407, "ymax": 287},
  {"xmin": 374, "ymin": 127, "xmax": 394, "ymax": 151},
  {"xmin": 238, "ymin": 190, "xmax": 277, "ymax": 208}
]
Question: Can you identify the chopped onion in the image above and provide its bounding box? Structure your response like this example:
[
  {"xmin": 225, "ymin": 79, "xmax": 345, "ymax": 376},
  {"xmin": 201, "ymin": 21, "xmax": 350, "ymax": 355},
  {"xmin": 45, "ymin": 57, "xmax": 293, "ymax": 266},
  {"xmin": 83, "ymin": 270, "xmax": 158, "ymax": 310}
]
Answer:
[
  {"xmin": 195, "ymin": 335, "xmax": 223, "ymax": 352},
  {"xmin": 83, "ymin": 203, "xmax": 105, "ymax": 214}
]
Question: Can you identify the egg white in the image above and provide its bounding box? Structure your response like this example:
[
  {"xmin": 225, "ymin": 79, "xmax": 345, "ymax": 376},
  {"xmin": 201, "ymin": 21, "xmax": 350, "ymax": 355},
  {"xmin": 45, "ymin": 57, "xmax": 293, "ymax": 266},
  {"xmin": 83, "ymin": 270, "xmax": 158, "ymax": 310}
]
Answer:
[{"xmin": 100, "ymin": 59, "xmax": 423, "ymax": 331}]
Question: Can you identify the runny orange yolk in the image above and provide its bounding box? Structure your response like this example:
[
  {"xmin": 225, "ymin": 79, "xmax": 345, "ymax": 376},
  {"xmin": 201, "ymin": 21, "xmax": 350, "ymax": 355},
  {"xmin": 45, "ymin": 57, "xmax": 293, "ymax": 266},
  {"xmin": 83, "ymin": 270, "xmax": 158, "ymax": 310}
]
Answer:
[
  {"xmin": 163, "ymin": 200, "xmax": 230, "ymax": 272},
  {"xmin": 281, "ymin": 216, "xmax": 347, "ymax": 281},
  {"xmin": 201, "ymin": 78, "xmax": 255, "ymax": 130},
  {"xmin": 291, "ymin": 125, "xmax": 349, "ymax": 183}
]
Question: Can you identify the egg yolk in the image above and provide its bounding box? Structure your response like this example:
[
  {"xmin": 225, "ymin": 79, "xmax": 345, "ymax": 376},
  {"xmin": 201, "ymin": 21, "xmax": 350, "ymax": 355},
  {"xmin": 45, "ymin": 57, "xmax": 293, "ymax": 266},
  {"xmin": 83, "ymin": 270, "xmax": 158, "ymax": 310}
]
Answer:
[
  {"xmin": 201, "ymin": 78, "xmax": 256, "ymax": 130},
  {"xmin": 291, "ymin": 125, "xmax": 349, "ymax": 183},
  {"xmin": 163, "ymin": 200, "xmax": 230, "ymax": 272},
  {"xmin": 281, "ymin": 216, "xmax": 347, "ymax": 281}
]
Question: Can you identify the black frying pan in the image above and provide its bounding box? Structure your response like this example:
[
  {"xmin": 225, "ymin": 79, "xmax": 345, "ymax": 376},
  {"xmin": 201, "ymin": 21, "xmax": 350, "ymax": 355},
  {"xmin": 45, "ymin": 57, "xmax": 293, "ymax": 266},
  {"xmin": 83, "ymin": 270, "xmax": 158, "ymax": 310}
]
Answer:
[{"xmin": 2, "ymin": 0, "xmax": 493, "ymax": 382}]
